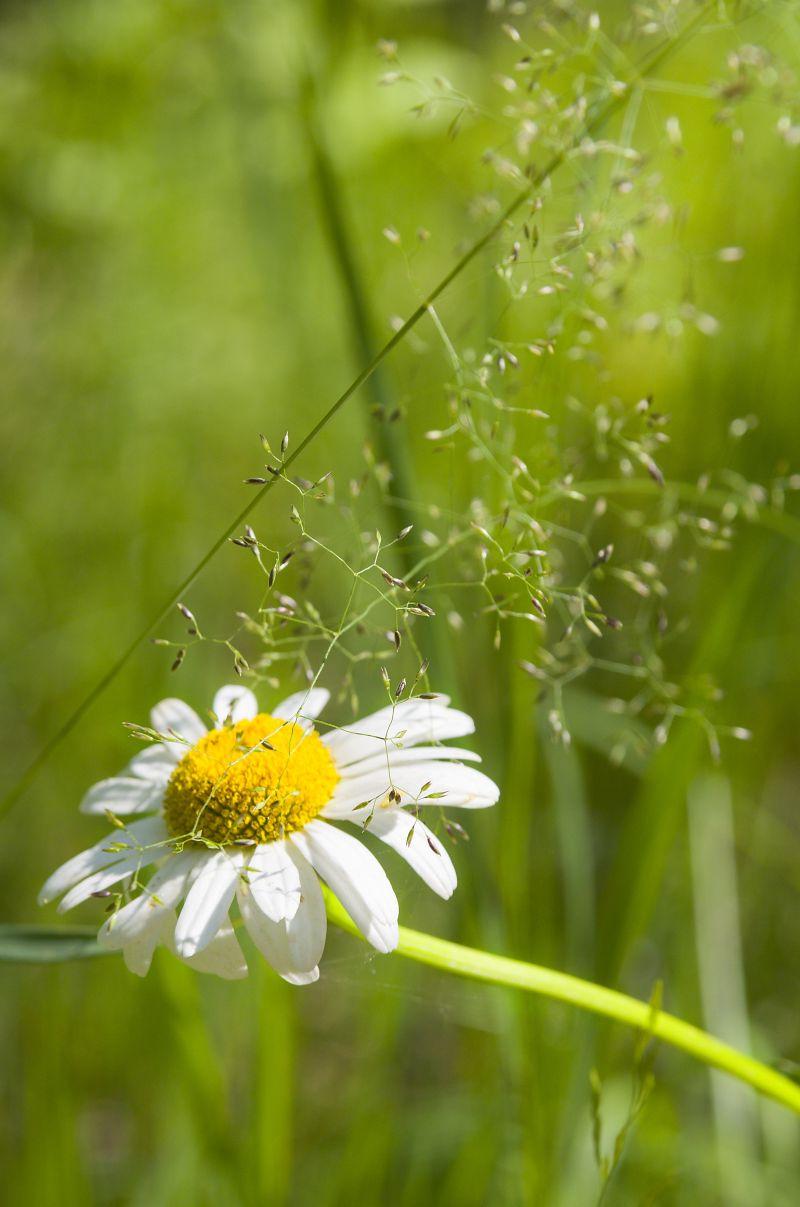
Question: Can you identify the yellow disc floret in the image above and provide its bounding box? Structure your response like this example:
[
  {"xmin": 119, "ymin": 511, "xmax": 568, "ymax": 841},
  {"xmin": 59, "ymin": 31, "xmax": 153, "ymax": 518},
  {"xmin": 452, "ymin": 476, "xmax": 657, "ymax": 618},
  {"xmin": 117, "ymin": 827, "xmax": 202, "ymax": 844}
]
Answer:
[{"xmin": 163, "ymin": 713, "xmax": 339, "ymax": 845}]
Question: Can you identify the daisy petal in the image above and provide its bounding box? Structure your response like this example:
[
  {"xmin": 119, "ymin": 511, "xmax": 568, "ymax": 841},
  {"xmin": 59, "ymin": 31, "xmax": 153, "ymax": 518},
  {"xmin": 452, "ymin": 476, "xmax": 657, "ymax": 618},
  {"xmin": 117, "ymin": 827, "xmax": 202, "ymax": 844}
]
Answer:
[
  {"xmin": 38, "ymin": 816, "xmax": 167, "ymax": 905},
  {"xmin": 358, "ymin": 809, "xmax": 457, "ymax": 899},
  {"xmin": 121, "ymin": 912, "xmax": 174, "ymax": 977},
  {"xmin": 282, "ymin": 846, "xmax": 327, "ymax": 975},
  {"xmin": 273, "ymin": 688, "xmax": 330, "ymax": 729},
  {"xmin": 282, "ymin": 966, "xmax": 319, "ymax": 986},
  {"xmin": 291, "ymin": 820, "xmax": 398, "ymax": 953},
  {"xmin": 238, "ymin": 847, "xmax": 325, "ymax": 985},
  {"xmin": 323, "ymin": 761, "xmax": 499, "ymax": 818},
  {"xmin": 122, "ymin": 744, "xmax": 179, "ymax": 781},
  {"xmin": 99, "ymin": 852, "xmax": 200, "ymax": 949},
  {"xmin": 177, "ymin": 924, "xmax": 248, "ymax": 980},
  {"xmin": 79, "ymin": 776, "xmax": 164, "ymax": 816},
  {"xmin": 150, "ymin": 698, "xmax": 206, "ymax": 748},
  {"xmin": 212, "ymin": 685, "xmax": 259, "ymax": 726},
  {"xmin": 339, "ymin": 745, "xmax": 481, "ymax": 779},
  {"xmin": 57, "ymin": 824, "xmax": 168, "ymax": 914},
  {"xmin": 174, "ymin": 850, "xmax": 242, "ymax": 958},
  {"xmin": 244, "ymin": 841, "xmax": 302, "ymax": 924},
  {"xmin": 323, "ymin": 697, "xmax": 473, "ymax": 766}
]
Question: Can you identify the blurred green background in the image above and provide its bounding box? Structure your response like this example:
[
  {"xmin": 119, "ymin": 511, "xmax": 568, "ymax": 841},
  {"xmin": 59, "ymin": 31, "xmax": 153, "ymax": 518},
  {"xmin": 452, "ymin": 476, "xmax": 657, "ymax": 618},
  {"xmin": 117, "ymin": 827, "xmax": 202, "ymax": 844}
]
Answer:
[{"xmin": 1, "ymin": 1, "xmax": 799, "ymax": 1203}]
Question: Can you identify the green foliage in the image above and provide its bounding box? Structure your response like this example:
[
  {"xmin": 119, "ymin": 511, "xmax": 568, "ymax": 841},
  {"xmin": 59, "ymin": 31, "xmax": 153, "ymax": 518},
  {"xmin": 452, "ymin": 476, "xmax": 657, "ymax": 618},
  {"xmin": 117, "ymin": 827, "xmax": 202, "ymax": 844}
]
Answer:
[{"xmin": 2, "ymin": 0, "xmax": 800, "ymax": 1204}]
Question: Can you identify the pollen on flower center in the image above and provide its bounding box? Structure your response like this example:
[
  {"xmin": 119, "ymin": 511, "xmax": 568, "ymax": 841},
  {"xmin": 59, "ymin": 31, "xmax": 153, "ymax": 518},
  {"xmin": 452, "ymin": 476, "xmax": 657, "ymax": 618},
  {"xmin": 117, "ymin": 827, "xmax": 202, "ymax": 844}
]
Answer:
[{"xmin": 163, "ymin": 712, "xmax": 339, "ymax": 845}]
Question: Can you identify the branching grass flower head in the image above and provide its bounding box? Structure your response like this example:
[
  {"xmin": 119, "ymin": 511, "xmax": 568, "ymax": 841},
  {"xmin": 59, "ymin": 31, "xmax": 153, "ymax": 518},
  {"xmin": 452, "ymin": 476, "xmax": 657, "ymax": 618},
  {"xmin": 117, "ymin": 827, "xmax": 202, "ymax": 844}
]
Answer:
[{"xmin": 39, "ymin": 684, "xmax": 499, "ymax": 982}]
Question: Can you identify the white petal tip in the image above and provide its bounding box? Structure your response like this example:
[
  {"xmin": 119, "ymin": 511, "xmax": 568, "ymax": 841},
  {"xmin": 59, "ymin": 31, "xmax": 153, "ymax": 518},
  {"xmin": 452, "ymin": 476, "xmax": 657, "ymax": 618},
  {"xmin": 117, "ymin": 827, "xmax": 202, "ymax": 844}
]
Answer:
[
  {"xmin": 281, "ymin": 966, "xmax": 320, "ymax": 986},
  {"xmin": 255, "ymin": 892, "xmax": 302, "ymax": 926},
  {"xmin": 367, "ymin": 925, "xmax": 399, "ymax": 954}
]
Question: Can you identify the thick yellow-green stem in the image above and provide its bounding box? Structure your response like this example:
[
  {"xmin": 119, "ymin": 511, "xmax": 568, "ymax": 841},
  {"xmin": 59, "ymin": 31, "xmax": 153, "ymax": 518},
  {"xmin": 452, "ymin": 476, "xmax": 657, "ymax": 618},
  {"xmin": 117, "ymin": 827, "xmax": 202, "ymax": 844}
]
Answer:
[{"xmin": 323, "ymin": 892, "xmax": 800, "ymax": 1116}]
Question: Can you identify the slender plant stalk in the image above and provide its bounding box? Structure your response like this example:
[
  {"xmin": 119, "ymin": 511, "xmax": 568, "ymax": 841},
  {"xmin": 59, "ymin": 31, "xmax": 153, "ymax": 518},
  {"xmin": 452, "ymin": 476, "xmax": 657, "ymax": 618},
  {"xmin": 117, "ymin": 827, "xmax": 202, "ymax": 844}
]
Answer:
[
  {"xmin": 322, "ymin": 892, "xmax": 800, "ymax": 1116},
  {"xmin": 600, "ymin": 547, "xmax": 769, "ymax": 981},
  {"xmin": 301, "ymin": 73, "xmax": 417, "ymax": 537},
  {"xmin": 0, "ymin": 2, "xmax": 716, "ymax": 820},
  {"xmin": 688, "ymin": 775, "xmax": 765, "ymax": 1201},
  {"xmin": 542, "ymin": 712, "xmax": 595, "ymax": 971},
  {"xmin": 302, "ymin": 72, "xmax": 456, "ymax": 689}
]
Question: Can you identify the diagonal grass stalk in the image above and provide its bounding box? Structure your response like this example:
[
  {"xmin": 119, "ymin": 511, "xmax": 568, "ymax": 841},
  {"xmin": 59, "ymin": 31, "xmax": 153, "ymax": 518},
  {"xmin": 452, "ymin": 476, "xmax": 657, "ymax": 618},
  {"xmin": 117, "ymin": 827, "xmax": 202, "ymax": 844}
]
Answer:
[{"xmin": 0, "ymin": 1, "xmax": 718, "ymax": 820}]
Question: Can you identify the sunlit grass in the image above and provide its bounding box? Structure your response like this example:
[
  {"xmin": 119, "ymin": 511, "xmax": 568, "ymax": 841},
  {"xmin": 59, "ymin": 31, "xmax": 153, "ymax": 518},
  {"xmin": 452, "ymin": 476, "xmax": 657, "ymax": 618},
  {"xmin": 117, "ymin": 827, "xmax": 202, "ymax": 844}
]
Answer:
[{"xmin": 2, "ymin": 1, "xmax": 800, "ymax": 1203}]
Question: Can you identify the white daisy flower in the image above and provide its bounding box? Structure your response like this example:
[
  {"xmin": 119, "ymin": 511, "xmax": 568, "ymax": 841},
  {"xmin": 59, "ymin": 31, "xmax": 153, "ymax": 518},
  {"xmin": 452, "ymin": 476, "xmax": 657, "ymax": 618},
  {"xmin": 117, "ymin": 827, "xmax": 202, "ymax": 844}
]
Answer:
[{"xmin": 39, "ymin": 685, "xmax": 499, "ymax": 983}]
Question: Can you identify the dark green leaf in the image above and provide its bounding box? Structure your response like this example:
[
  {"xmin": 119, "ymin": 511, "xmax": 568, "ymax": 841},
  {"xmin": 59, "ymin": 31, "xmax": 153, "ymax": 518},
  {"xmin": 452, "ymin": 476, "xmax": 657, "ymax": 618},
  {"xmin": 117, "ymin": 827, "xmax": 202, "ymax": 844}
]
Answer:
[{"xmin": 0, "ymin": 925, "xmax": 109, "ymax": 963}]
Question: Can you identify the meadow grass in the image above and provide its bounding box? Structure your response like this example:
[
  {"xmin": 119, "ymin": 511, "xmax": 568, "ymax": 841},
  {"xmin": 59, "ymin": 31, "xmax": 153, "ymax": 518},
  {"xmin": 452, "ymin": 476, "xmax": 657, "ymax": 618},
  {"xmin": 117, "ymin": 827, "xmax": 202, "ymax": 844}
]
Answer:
[{"xmin": 1, "ymin": 1, "xmax": 800, "ymax": 1203}]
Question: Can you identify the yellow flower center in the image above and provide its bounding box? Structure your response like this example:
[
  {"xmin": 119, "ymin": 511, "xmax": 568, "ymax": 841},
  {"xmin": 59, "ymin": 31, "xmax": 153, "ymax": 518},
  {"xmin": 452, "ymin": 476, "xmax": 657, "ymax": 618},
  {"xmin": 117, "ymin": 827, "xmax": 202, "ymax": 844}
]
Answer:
[{"xmin": 163, "ymin": 713, "xmax": 339, "ymax": 845}]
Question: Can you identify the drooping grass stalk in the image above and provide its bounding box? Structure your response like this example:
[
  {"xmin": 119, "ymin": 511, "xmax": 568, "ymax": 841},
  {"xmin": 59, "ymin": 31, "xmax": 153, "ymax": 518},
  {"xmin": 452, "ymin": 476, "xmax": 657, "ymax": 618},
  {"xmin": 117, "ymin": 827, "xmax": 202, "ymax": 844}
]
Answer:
[
  {"xmin": 0, "ymin": 1, "xmax": 718, "ymax": 820},
  {"xmin": 322, "ymin": 892, "xmax": 800, "ymax": 1116}
]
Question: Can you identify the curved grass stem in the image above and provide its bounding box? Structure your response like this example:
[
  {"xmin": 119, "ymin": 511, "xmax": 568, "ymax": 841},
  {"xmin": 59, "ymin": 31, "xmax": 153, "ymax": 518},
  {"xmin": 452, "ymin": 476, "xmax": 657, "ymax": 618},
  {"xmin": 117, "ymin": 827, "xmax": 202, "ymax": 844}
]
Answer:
[{"xmin": 323, "ymin": 891, "xmax": 800, "ymax": 1116}]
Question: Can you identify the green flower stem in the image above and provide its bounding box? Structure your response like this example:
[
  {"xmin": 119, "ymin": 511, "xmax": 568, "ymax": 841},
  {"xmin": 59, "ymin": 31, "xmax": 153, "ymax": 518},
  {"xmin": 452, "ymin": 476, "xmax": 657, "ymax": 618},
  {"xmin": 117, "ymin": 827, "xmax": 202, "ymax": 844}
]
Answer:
[{"xmin": 323, "ymin": 891, "xmax": 800, "ymax": 1115}]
